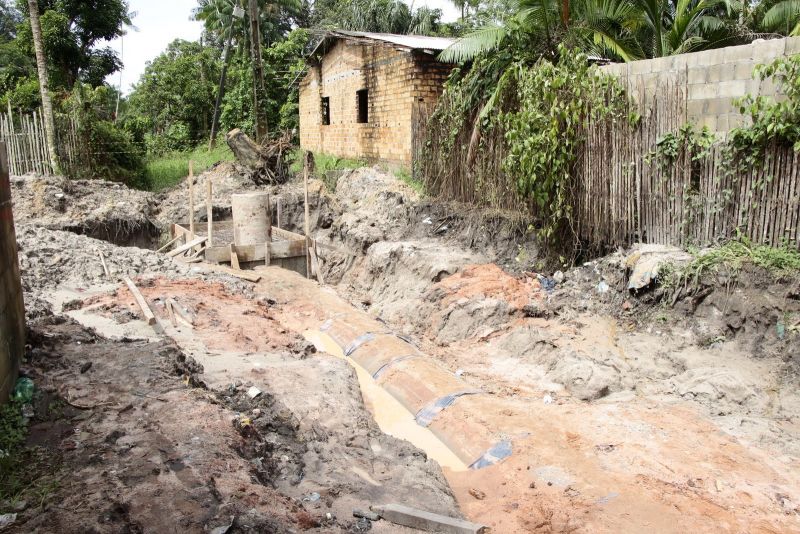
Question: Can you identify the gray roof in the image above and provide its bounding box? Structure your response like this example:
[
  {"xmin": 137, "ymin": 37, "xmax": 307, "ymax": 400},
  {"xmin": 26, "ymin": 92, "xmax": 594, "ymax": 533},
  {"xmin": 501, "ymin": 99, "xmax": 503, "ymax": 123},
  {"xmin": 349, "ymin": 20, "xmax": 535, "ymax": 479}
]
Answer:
[{"xmin": 310, "ymin": 30, "xmax": 456, "ymax": 58}]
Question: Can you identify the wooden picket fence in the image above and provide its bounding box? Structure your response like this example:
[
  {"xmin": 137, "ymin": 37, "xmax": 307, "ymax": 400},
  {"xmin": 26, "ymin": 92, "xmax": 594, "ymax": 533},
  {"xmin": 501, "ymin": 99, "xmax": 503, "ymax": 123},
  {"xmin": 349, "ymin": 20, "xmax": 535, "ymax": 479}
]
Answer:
[{"xmin": 0, "ymin": 107, "xmax": 79, "ymax": 176}]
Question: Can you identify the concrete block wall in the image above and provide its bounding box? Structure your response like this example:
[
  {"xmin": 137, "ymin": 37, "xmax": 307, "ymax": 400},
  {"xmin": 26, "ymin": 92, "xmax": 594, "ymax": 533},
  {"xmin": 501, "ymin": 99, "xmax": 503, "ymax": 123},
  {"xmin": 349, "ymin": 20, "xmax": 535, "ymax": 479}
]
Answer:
[
  {"xmin": 299, "ymin": 40, "xmax": 452, "ymax": 167},
  {"xmin": 0, "ymin": 142, "xmax": 24, "ymax": 403},
  {"xmin": 600, "ymin": 37, "xmax": 800, "ymax": 134}
]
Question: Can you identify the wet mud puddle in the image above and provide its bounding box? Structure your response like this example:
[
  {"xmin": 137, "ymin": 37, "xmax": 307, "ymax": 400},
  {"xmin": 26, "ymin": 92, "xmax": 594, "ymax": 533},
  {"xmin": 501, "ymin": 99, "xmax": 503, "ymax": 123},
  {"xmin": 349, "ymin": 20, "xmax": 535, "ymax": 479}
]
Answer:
[{"xmin": 304, "ymin": 330, "xmax": 468, "ymax": 472}]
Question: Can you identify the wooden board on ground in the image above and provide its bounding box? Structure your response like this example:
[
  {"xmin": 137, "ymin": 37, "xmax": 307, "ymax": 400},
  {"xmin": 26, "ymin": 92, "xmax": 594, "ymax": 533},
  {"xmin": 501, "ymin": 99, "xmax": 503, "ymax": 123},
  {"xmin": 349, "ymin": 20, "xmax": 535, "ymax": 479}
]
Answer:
[
  {"xmin": 206, "ymin": 239, "xmax": 305, "ymax": 263},
  {"xmin": 216, "ymin": 266, "xmax": 261, "ymax": 282},
  {"xmin": 123, "ymin": 277, "xmax": 156, "ymax": 326},
  {"xmin": 167, "ymin": 236, "xmax": 207, "ymax": 258}
]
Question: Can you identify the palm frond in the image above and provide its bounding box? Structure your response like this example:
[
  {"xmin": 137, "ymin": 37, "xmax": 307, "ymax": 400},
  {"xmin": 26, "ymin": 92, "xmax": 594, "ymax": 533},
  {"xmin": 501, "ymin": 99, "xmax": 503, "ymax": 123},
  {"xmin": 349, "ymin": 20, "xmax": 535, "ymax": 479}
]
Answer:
[
  {"xmin": 762, "ymin": 0, "xmax": 800, "ymax": 34},
  {"xmin": 438, "ymin": 25, "xmax": 508, "ymax": 63}
]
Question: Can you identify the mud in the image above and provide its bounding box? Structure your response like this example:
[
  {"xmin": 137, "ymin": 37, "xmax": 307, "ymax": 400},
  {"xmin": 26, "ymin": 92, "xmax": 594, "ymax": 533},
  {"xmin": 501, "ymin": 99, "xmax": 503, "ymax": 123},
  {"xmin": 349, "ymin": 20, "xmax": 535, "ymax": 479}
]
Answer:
[
  {"xmin": 9, "ymin": 163, "xmax": 800, "ymax": 533},
  {"xmin": 10, "ymin": 175, "xmax": 159, "ymax": 247}
]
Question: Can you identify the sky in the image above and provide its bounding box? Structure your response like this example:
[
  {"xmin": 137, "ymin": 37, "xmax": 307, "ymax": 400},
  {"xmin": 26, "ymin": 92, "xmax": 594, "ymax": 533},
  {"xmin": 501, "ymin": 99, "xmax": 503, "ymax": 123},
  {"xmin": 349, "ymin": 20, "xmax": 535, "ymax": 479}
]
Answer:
[{"xmin": 105, "ymin": 0, "xmax": 461, "ymax": 94}]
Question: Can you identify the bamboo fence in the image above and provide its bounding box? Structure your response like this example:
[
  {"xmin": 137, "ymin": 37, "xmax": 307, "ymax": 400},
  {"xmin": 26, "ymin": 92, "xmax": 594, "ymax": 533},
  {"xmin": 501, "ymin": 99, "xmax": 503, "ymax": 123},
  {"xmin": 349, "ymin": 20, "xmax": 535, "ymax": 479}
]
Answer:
[
  {"xmin": 416, "ymin": 74, "xmax": 800, "ymax": 250},
  {"xmin": 0, "ymin": 106, "xmax": 79, "ymax": 176}
]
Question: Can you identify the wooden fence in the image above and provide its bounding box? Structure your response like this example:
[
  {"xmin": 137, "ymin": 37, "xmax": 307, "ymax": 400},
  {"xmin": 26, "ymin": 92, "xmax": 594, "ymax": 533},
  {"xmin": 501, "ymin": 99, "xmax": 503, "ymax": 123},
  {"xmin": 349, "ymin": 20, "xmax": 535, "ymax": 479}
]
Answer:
[
  {"xmin": 0, "ymin": 107, "xmax": 79, "ymax": 176},
  {"xmin": 417, "ymin": 72, "xmax": 799, "ymax": 251},
  {"xmin": 575, "ymin": 77, "xmax": 800, "ymax": 250}
]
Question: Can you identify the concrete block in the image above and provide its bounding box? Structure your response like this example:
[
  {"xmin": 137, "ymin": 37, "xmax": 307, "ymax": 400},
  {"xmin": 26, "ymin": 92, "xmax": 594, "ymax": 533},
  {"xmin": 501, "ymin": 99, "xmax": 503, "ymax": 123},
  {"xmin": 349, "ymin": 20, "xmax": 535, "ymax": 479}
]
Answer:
[
  {"xmin": 735, "ymin": 62, "xmax": 757, "ymax": 80},
  {"xmin": 716, "ymin": 80, "xmax": 748, "ymax": 98},
  {"xmin": 723, "ymin": 44, "xmax": 753, "ymax": 63},
  {"xmin": 700, "ymin": 115, "xmax": 717, "ymax": 131},
  {"xmin": 688, "ymin": 67, "xmax": 707, "ymax": 84},
  {"xmin": 687, "ymin": 100, "xmax": 705, "ymax": 122},
  {"xmin": 752, "ymin": 38, "xmax": 786, "ymax": 62},
  {"xmin": 689, "ymin": 83, "xmax": 718, "ymax": 100},
  {"xmin": 785, "ymin": 36, "xmax": 800, "ymax": 55},
  {"xmin": 704, "ymin": 96, "xmax": 734, "ymax": 115},
  {"xmin": 628, "ymin": 59, "xmax": 653, "ymax": 75}
]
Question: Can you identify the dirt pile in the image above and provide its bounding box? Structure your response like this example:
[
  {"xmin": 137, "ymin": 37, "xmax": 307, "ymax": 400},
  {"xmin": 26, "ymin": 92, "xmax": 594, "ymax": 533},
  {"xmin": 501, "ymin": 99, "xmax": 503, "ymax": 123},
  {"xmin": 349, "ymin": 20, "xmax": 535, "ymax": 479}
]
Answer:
[{"xmin": 10, "ymin": 175, "xmax": 159, "ymax": 247}]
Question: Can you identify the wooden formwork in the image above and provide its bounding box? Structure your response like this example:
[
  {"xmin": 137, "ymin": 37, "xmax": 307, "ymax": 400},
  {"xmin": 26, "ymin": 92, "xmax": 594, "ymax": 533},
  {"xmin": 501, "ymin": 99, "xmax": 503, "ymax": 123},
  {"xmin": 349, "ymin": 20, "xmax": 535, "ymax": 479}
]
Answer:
[{"xmin": 171, "ymin": 221, "xmax": 309, "ymax": 277}]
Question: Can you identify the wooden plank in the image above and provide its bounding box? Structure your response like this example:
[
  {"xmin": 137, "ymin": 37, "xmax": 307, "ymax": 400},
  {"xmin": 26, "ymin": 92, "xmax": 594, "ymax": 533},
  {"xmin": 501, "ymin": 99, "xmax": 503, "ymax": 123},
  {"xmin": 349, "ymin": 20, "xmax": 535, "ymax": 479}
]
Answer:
[
  {"xmin": 166, "ymin": 299, "xmax": 177, "ymax": 327},
  {"xmin": 216, "ymin": 266, "xmax": 261, "ymax": 282},
  {"xmin": 310, "ymin": 242, "xmax": 324, "ymax": 284},
  {"xmin": 277, "ymin": 197, "xmax": 282, "ymax": 228},
  {"xmin": 205, "ymin": 239, "xmax": 306, "ymax": 263},
  {"xmin": 371, "ymin": 504, "xmax": 487, "ymax": 534},
  {"xmin": 123, "ymin": 277, "xmax": 156, "ymax": 326},
  {"xmin": 230, "ymin": 243, "xmax": 240, "ymax": 270},
  {"xmin": 304, "ymin": 151, "xmax": 311, "ymax": 278},
  {"xmin": 188, "ymin": 161, "xmax": 195, "ymax": 241},
  {"xmin": 206, "ymin": 176, "xmax": 213, "ymax": 247},
  {"xmin": 272, "ymin": 226, "xmax": 304, "ymax": 241},
  {"xmin": 166, "ymin": 236, "xmax": 207, "ymax": 257},
  {"xmin": 157, "ymin": 233, "xmax": 184, "ymax": 253}
]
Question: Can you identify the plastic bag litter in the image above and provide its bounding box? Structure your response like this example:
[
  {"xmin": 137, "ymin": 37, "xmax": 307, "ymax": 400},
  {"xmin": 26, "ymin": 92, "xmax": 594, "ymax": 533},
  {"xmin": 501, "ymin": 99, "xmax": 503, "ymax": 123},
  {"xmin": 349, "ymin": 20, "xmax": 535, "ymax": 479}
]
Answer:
[{"xmin": 12, "ymin": 378, "xmax": 34, "ymax": 403}]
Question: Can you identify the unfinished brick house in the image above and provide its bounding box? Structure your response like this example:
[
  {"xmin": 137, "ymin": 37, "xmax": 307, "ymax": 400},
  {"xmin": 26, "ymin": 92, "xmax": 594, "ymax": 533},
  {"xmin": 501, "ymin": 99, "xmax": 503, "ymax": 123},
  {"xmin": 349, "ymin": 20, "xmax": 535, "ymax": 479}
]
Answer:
[{"xmin": 298, "ymin": 30, "xmax": 455, "ymax": 168}]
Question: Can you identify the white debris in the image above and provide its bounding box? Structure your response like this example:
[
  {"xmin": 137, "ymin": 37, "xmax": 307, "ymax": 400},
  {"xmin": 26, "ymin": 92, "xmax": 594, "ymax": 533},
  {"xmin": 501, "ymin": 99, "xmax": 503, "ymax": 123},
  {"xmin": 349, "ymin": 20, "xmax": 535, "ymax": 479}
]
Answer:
[{"xmin": 246, "ymin": 386, "xmax": 262, "ymax": 398}]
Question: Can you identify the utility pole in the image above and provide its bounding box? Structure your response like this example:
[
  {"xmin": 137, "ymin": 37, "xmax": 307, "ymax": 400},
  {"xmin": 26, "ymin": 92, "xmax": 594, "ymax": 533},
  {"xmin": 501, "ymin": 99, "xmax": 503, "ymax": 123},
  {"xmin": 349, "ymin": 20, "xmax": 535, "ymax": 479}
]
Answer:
[
  {"xmin": 27, "ymin": 0, "xmax": 61, "ymax": 175},
  {"xmin": 248, "ymin": 0, "xmax": 268, "ymax": 143}
]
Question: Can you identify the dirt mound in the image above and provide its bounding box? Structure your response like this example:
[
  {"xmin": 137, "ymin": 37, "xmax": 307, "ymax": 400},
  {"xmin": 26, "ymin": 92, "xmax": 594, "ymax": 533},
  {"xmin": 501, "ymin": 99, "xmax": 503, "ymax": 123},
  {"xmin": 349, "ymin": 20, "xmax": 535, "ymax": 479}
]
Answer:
[
  {"xmin": 10, "ymin": 175, "xmax": 159, "ymax": 247},
  {"xmin": 153, "ymin": 162, "xmax": 258, "ymax": 230}
]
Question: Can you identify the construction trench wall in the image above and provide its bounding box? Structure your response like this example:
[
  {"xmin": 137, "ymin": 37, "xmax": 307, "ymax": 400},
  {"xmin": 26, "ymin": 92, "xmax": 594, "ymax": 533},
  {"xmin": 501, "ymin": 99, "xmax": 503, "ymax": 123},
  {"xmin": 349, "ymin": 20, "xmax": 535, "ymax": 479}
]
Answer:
[
  {"xmin": 600, "ymin": 36, "xmax": 800, "ymax": 133},
  {"xmin": 299, "ymin": 40, "xmax": 451, "ymax": 167},
  {"xmin": 0, "ymin": 142, "xmax": 24, "ymax": 402}
]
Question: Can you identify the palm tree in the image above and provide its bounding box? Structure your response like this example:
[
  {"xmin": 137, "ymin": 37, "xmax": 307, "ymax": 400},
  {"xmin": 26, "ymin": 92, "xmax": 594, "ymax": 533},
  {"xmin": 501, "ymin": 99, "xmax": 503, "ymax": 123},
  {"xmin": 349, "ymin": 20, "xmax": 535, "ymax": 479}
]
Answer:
[
  {"xmin": 440, "ymin": 0, "xmax": 747, "ymax": 63},
  {"xmin": 26, "ymin": 0, "xmax": 60, "ymax": 174},
  {"xmin": 440, "ymin": 0, "xmax": 644, "ymax": 63},
  {"xmin": 761, "ymin": 0, "xmax": 800, "ymax": 35}
]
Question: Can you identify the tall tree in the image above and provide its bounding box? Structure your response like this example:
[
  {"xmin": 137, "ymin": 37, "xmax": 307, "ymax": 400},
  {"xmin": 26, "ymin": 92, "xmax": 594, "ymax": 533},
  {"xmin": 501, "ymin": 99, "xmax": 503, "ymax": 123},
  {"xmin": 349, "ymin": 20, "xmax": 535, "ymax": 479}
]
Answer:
[{"xmin": 26, "ymin": 0, "xmax": 59, "ymax": 173}]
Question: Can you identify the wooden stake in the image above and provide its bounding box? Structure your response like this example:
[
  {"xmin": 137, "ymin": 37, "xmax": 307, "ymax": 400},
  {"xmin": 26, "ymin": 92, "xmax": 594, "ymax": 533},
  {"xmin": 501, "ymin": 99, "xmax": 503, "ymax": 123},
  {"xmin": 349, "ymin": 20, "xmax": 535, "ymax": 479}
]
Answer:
[
  {"xmin": 188, "ymin": 161, "xmax": 195, "ymax": 242},
  {"xmin": 157, "ymin": 234, "xmax": 183, "ymax": 253},
  {"xmin": 303, "ymin": 151, "xmax": 311, "ymax": 278},
  {"xmin": 123, "ymin": 277, "xmax": 156, "ymax": 325},
  {"xmin": 310, "ymin": 241, "xmax": 324, "ymax": 285},
  {"xmin": 265, "ymin": 193, "xmax": 272, "ymax": 266},
  {"xmin": 206, "ymin": 176, "xmax": 213, "ymax": 247},
  {"xmin": 230, "ymin": 243, "xmax": 240, "ymax": 270},
  {"xmin": 96, "ymin": 248, "xmax": 110, "ymax": 278},
  {"xmin": 276, "ymin": 197, "xmax": 282, "ymax": 228},
  {"xmin": 166, "ymin": 299, "xmax": 177, "ymax": 327}
]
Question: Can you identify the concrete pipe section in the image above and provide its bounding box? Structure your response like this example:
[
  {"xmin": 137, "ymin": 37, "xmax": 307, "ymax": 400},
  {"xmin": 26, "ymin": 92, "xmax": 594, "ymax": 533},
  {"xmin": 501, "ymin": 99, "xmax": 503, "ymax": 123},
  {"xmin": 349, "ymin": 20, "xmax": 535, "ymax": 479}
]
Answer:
[
  {"xmin": 232, "ymin": 192, "xmax": 271, "ymax": 246},
  {"xmin": 307, "ymin": 316, "xmax": 512, "ymax": 471}
]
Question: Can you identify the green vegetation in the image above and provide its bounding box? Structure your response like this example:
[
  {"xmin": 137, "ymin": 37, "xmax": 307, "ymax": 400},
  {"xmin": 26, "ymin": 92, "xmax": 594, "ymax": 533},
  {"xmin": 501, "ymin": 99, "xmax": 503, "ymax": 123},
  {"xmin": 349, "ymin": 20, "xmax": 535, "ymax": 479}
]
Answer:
[
  {"xmin": 659, "ymin": 236, "xmax": 800, "ymax": 294},
  {"xmin": 440, "ymin": 0, "xmax": 793, "ymax": 64},
  {"xmin": 0, "ymin": 398, "xmax": 60, "ymax": 510},
  {"xmin": 422, "ymin": 47, "xmax": 632, "ymax": 242},
  {"xmin": 146, "ymin": 143, "xmax": 234, "ymax": 192}
]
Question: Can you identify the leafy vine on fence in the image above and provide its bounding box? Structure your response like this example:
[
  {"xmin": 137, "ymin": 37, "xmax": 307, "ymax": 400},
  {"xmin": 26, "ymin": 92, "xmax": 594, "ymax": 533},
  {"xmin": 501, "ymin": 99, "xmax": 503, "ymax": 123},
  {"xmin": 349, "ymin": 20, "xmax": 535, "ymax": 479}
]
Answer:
[{"xmin": 420, "ymin": 46, "xmax": 634, "ymax": 242}]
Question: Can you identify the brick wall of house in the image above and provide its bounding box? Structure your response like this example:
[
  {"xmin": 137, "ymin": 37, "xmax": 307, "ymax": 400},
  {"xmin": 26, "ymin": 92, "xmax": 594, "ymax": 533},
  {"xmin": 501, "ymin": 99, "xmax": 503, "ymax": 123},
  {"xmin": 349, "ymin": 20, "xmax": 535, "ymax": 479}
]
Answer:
[
  {"xmin": 299, "ymin": 40, "xmax": 452, "ymax": 167},
  {"xmin": 0, "ymin": 142, "xmax": 24, "ymax": 403}
]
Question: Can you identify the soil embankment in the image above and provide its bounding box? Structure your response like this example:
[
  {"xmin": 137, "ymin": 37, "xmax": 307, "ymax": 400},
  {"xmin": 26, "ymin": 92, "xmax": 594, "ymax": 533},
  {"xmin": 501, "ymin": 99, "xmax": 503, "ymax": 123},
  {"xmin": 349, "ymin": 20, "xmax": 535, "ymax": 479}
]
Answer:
[{"xmin": 6, "ymin": 164, "xmax": 800, "ymax": 533}]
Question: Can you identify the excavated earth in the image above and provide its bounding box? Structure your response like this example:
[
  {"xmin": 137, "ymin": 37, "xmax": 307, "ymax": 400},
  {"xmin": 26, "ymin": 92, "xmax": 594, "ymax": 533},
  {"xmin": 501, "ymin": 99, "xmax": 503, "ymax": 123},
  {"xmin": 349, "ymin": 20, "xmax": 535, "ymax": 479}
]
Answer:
[{"xmin": 5, "ymin": 163, "xmax": 800, "ymax": 533}]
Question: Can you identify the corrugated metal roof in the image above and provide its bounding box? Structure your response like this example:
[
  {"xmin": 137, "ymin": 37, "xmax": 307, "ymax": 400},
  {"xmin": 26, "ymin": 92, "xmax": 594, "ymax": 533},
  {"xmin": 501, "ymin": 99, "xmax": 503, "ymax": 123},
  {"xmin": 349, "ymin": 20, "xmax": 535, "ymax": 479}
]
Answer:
[
  {"xmin": 308, "ymin": 30, "xmax": 456, "ymax": 61},
  {"xmin": 328, "ymin": 30, "xmax": 456, "ymax": 51}
]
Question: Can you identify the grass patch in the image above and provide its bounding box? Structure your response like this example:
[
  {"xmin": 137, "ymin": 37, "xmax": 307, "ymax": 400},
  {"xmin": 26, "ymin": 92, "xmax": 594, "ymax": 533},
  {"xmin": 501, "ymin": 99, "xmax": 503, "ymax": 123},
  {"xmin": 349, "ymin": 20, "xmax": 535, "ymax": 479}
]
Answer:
[
  {"xmin": 145, "ymin": 143, "xmax": 234, "ymax": 192},
  {"xmin": 288, "ymin": 149, "xmax": 365, "ymax": 176},
  {"xmin": 0, "ymin": 399, "xmax": 55, "ymax": 510},
  {"xmin": 390, "ymin": 165, "xmax": 425, "ymax": 196},
  {"xmin": 661, "ymin": 236, "xmax": 800, "ymax": 290}
]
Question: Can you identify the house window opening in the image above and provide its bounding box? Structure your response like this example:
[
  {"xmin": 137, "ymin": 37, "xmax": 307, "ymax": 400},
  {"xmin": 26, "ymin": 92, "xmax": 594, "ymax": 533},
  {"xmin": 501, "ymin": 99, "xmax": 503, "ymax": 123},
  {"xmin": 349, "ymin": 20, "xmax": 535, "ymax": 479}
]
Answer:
[
  {"xmin": 357, "ymin": 89, "xmax": 368, "ymax": 123},
  {"xmin": 321, "ymin": 97, "xmax": 330, "ymax": 125}
]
